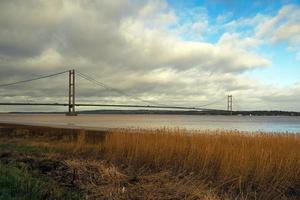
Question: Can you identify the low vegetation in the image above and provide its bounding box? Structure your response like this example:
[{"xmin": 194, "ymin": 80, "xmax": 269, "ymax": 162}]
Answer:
[
  {"xmin": 0, "ymin": 126, "xmax": 299, "ymax": 199},
  {"xmin": 0, "ymin": 158, "xmax": 82, "ymax": 200}
]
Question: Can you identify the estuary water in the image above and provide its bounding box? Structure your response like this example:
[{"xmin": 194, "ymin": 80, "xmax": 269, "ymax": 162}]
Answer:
[{"xmin": 0, "ymin": 114, "xmax": 300, "ymax": 133}]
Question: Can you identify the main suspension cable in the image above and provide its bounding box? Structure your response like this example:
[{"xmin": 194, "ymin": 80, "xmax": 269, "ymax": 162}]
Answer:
[{"xmin": 0, "ymin": 70, "xmax": 69, "ymax": 87}]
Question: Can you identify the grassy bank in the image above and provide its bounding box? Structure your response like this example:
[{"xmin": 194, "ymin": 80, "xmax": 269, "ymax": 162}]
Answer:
[
  {"xmin": 0, "ymin": 126, "xmax": 299, "ymax": 199},
  {"xmin": 0, "ymin": 162, "xmax": 82, "ymax": 200}
]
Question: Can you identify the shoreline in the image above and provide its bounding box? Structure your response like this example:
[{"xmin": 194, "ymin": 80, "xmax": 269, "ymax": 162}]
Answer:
[{"xmin": 0, "ymin": 121, "xmax": 110, "ymax": 132}]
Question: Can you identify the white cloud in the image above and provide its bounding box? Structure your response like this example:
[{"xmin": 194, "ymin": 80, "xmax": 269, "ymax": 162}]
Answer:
[
  {"xmin": 216, "ymin": 12, "xmax": 233, "ymax": 24},
  {"xmin": 224, "ymin": 13, "xmax": 266, "ymax": 34},
  {"xmin": 119, "ymin": 6, "xmax": 270, "ymax": 73},
  {"xmin": 255, "ymin": 4, "xmax": 300, "ymax": 56},
  {"xmin": 218, "ymin": 32, "xmax": 261, "ymax": 49},
  {"xmin": 255, "ymin": 5, "xmax": 300, "ymax": 37},
  {"xmin": 272, "ymin": 23, "xmax": 300, "ymax": 44}
]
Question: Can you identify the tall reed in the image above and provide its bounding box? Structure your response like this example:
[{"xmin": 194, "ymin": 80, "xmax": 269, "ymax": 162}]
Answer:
[{"xmin": 103, "ymin": 129, "xmax": 300, "ymax": 199}]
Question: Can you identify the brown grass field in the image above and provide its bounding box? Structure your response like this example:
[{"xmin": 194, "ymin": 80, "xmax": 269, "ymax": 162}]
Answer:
[{"xmin": 0, "ymin": 125, "xmax": 299, "ymax": 199}]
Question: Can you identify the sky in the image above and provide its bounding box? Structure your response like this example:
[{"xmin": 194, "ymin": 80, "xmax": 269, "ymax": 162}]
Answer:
[{"xmin": 0, "ymin": 0, "xmax": 299, "ymax": 112}]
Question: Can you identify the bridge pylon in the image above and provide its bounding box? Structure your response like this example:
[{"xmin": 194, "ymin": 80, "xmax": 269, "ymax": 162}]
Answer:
[
  {"xmin": 227, "ymin": 95, "xmax": 233, "ymax": 115},
  {"xmin": 66, "ymin": 69, "xmax": 77, "ymax": 116}
]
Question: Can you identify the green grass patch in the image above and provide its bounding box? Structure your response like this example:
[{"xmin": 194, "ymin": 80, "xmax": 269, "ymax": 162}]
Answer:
[
  {"xmin": 0, "ymin": 163, "xmax": 82, "ymax": 200},
  {"xmin": 0, "ymin": 143, "xmax": 50, "ymax": 154}
]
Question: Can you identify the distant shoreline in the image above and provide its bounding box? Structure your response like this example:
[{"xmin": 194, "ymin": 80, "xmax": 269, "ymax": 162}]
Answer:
[{"xmin": 2, "ymin": 109, "xmax": 300, "ymax": 116}]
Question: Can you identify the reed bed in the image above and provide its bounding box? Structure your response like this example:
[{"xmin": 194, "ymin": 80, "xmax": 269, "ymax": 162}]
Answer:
[
  {"xmin": 103, "ymin": 129, "xmax": 300, "ymax": 199},
  {"xmin": 0, "ymin": 126, "xmax": 299, "ymax": 199}
]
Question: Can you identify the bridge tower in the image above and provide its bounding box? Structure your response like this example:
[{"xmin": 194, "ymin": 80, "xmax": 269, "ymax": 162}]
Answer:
[
  {"xmin": 66, "ymin": 69, "xmax": 77, "ymax": 116},
  {"xmin": 227, "ymin": 95, "xmax": 233, "ymax": 115}
]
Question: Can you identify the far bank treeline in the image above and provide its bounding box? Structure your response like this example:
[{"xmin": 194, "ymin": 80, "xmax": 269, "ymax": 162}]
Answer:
[
  {"xmin": 79, "ymin": 109, "xmax": 300, "ymax": 116},
  {"xmin": 11, "ymin": 109, "xmax": 299, "ymax": 116}
]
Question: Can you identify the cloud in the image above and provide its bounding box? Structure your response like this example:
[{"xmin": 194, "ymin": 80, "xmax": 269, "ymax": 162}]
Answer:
[
  {"xmin": 224, "ymin": 4, "xmax": 300, "ymax": 54},
  {"xmin": 272, "ymin": 23, "xmax": 300, "ymax": 49},
  {"xmin": 216, "ymin": 12, "xmax": 233, "ymax": 24},
  {"xmin": 255, "ymin": 4, "xmax": 300, "ymax": 55},
  {"xmin": 224, "ymin": 13, "xmax": 266, "ymax": 34},
  {"xmin": 218, "ymin": 32, "xmax": 262, "ymax": 49},
  {"xmin": 0, "ymin": 0, "xmax": 298, "ymax": 112},
  {"xmin": 174, "ymin": 6, "xmax": 209, "ymax": 40}
]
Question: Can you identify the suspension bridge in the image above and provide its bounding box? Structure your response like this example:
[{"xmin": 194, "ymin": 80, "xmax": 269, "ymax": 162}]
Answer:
[{"xmin": 0, "ymin": 69, "xmax": 233, "ymax": 116}]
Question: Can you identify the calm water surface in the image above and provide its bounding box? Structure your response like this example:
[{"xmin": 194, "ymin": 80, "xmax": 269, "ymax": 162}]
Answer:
[{"xmin": 0, "ymin": 114, "xmax": 300, "ymax": 133}]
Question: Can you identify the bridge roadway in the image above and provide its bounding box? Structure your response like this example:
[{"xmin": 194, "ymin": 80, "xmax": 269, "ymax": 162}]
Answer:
[{"xmin": 0, "ymin": 102, "xmax": 224, "ymax": 111}]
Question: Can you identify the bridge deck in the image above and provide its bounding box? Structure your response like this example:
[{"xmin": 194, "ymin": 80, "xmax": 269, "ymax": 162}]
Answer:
[{"xmin": 0, "ymin": 102, "xmax": 225, "ymax": 111}]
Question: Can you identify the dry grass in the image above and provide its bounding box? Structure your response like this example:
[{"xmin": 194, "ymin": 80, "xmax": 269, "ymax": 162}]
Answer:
[
  {"xmin": 103, "ymin": 129, "xmax": 300, "ymax": 199},
  {"xmin": 0, "ymin": 126, "xmax": 299, "ymax": 199}
]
